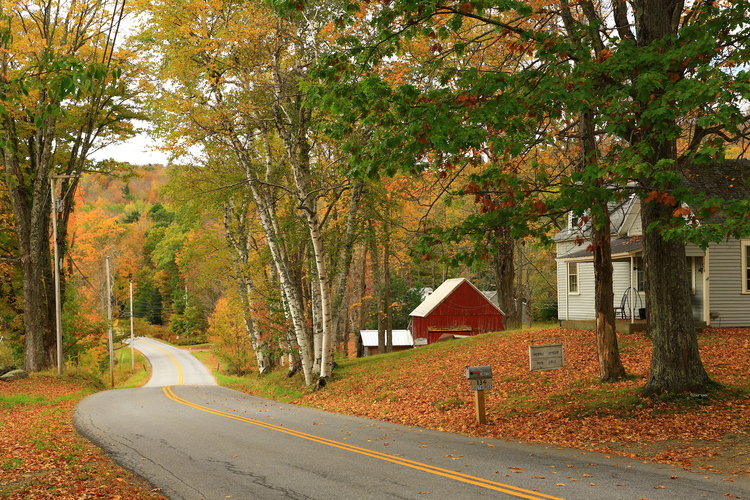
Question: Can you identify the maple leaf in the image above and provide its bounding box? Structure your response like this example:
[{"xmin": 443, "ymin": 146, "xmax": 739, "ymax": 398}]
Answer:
[
  {"xmin": 531, "ymin": 199, "xmax": 548, "ymax": 215},
  {"xmin": 459, "ymin": 2, "xmax": 474, "ymax": 14},
  {"xmin": 597, "ymin": 49, "xmax": 613, "ymax": 62}
]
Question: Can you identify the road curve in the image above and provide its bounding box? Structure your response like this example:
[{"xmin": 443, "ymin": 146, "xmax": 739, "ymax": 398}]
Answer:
[
  {"xmin": 74, "ymin": 338, "xmax": 750, "ymax": 500},
  {"xmin": 131, "ymin": 338, "xmax": 217, "ymax": 387}
]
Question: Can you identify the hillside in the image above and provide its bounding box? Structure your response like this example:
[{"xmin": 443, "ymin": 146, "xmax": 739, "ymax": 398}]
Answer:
[{"xmin": 286, "ymin": 326, "xmax": 750, "ymax": 475}]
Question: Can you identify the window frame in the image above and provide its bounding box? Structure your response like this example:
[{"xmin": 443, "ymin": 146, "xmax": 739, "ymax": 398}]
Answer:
[
  {"xmin": 568, "ymin": 262, "xmax": 580, "ymax": 295},
  {"xmin": 742, "ymin": 240, "xmax": 750, "ymax": 294},
  {"xmin": 635, "ymin": 257, "xmax": 645, "ymax": 292}
]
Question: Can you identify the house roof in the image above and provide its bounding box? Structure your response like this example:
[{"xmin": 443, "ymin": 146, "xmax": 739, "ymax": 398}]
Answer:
[
  {"xmin": 681, "ymin": 159, "xmax": 750, "ymax": 200},
  {"xmin": 409, "ymin": 278, "xmax": 505, "ymax": 317},
  {"xmin": 556, "ymin": 235, "xmax": 643, "ymax": 262},
  {"xmin": 554, "ymin": 161, "xmax": 750, "ymax": 244},
  {"xmin": 359, "ymin": 330, "xmax": 413, "ymax": 347},
  {"xmin": 482, "ymin": 290, "xmax": 499, "ymax": 307},
  {"xmin": 553, "ymin": 195, "xmax": 637, "ymax": 243}
]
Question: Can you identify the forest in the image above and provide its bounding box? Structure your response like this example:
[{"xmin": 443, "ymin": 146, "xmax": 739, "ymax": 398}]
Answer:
[{"xmin": 1, "ymin": 0, "xmax": 749, "ymax": 394}]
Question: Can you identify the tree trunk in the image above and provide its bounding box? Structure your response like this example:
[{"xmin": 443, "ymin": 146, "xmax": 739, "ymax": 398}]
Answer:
[
  {"xmin": 591, "ymin": 217, "xmax": 626, "ymax": 381},
  {"xmin": 369, "ymin": 223, "xmax": 385, "ymax": 354},
  {"xmin": 640, "ymin": 199, "xmax": 709, "ymax": 395},
  {"xmin": 223, "ymin": 201, "xmax": 274, "ymax": 374},
  {"xmin": 580, "ymin": 104, "xmax": 626, "ymax": 381},
  {"xmin": 240, "ymin": 149, "xmax": 315, "ymax": 385},
  {"xmin": 634, "ymin": 0, "xmax": 710, "ymax": 395},
  {"xmin": 355, "ymin": 247, "xmax": 368, "ymax": 358},
  {"xmin": 383, "ymin": 227, "xmax": 392, "ymax": 353},
  {"xmin": 330, "ymin": 180, "xmax": 364, "ymax": 346},
  {"xmin": 493, "ymin": 227, "xmax": 519, "ymax": 329},
  {"xmin": 2, "ymin": 117, "xmax": 57, "ymax": 372}
]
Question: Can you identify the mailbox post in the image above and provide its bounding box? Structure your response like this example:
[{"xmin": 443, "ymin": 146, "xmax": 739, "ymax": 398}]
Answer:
[{"xmin": 465, "ymin": 365, "xmax": 493, "ymax": 424}]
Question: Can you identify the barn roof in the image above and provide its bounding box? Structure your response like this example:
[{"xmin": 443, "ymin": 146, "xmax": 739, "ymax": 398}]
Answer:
[
  {"xmin": 359, "ymin": 330, "xmax": 413, "ymax": 347},
  {"xmin": 409, "ymin": 278, "xmax": 505, "ymax": 317}
]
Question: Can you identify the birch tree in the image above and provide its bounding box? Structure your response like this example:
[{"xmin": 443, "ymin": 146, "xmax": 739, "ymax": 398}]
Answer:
[{"xmin": 137, "ymin": 0, "xmax": 363, "ymax": 386}]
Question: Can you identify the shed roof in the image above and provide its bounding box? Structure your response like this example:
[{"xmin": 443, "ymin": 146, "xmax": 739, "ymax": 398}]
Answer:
[
  {"xmin": 409, "ymin": 278, "xmax": 505, "ymax": 317},
  {"xmin": 359, "ymin": 330, "xmax": 413, "ymax": 347}
]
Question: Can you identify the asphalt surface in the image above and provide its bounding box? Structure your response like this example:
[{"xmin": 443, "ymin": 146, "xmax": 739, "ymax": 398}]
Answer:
[{"xmin": 74, "ymin": 338, "xmax": 750, "ymax": 499}]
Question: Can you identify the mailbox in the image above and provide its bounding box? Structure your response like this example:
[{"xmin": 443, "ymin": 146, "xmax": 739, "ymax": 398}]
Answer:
[{"xmin": 465, "ymin": 365, "xmax": 493, "ymax": 380}]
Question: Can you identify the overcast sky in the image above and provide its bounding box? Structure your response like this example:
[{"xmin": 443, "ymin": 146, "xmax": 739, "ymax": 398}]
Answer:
[{"xmin": 90, "ymin": 132, "xmax": 169, "ymax": 166}]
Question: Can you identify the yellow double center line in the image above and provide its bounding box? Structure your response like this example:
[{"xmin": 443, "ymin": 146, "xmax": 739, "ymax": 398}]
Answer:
[{"xmin": 139, "ymin": 339, "xmax": 565, "ymax": 500}]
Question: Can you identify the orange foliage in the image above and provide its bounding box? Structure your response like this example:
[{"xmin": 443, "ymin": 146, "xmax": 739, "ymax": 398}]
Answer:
[
  {"xmin": 303, "ymin": 327, "xmax": 750, "ymax": 473},
  {"xmin": 0, "ymin": 376, "xmax": 165, "ymax": 499}
]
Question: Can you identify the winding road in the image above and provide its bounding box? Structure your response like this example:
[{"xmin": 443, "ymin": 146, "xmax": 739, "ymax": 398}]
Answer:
[{"xmin": 74, "ymin": 338, "xmax": 750, "ymax": 499}]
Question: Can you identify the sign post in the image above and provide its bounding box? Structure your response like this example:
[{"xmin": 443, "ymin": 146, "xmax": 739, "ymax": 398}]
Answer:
[{"xmin": 465, "ymin": 366, "xmax": 493, "ymax": 424}]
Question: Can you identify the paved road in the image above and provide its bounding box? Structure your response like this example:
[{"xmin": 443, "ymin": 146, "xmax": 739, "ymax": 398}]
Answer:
[{"xmin": 75, "ymin": 338, "xmax": 750, "ymax": 499}]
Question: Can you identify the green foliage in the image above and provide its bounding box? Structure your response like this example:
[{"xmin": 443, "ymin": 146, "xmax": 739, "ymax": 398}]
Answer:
[
  {"xmin": 171, "ymin": 300, "xmax": 209, "ymax": 345},
  {"xmin": 308, "ymin": 0, "xmax": 750, "ymax": 257},
  {"xmin": 147, "ymin": 203, "xmax": 174, "ymax": 227},
  {"xmin": 132, "ymin": 272, "xmax": 164, "ymax": 325},
  {"xmin": 62, "ymin": 286, "xmax": 107, "ymax": 366},
  {"xmin": 122, "ymin": 209, "xmax": 140, "ymax": 223},
  {"xmin": 365, "ymin": 274, "xmax": 424, "ymax": 330}
]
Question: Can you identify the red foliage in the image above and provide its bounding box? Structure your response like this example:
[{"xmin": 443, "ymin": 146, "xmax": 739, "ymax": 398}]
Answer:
[{"xmin": 303, "ymin": 327, "xmax": 750, "ymax": 474}]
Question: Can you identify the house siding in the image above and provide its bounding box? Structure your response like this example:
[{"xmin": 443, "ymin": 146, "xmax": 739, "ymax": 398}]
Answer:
[
  {"xmin": 558, "ymin": 258, "xmax": 647, "ymax": 321},
  {"xmin": 557, "ymin": 240, "xmax": 583, "ymax": 257},
  {"xmin": 628, "ymin": 214, "xmax": 643, "ymax": 236},
  {"xmin": 558, "ymin": 260, "xmax": 595, "ymax": 320},
  {"xmin": 706, "ymin": 239, "xmax": 750, "ymax": 327}
]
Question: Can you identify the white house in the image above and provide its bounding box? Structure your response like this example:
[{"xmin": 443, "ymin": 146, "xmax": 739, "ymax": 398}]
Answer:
[{"xmin": 554, "ymin": 162, "xmax": 750, "ymax": 329}]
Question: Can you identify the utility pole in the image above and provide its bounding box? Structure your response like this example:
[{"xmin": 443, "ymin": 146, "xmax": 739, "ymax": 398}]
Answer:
[
  {"xmin": 50, "ymin": 174, "xmax": 78, "ymax": 376},
  {"xmin": 106, "ymin": 257, "xmax": 114, "ymax": 388},
  {"xmin": 130, "ymin": 281, "xmax": 134, "ymax": 371}
]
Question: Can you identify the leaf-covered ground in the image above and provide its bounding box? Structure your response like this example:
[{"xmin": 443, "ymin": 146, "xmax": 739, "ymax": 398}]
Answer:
[
  {"xmin": 0, "ymin": 374, "xmax": 166, "ymax": 499},
  {"xmin": 300, "ymin": 327, "xmax": 750, "ymax": 476},
  {"xmin": 3, "ymin": 327, "xmax": 749, "ymax": 498}
]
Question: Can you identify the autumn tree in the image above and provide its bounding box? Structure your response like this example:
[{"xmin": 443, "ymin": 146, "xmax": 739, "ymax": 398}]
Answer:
[
  {"xmin": 135, "ymin": 0, "xmax": 368, "ymax": 385},
  {"xmin": 309, "ymin": 0, "xmax": 750, "ymax": 394},
  {"xmin": 0, "ymin": 0, "xmax": 140, "ymax": 371}
]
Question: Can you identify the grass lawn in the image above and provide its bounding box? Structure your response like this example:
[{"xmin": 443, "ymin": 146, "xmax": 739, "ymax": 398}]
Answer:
[{"xmin": 0, "ymin": 349, "xmax": 165, "ymax": 499}]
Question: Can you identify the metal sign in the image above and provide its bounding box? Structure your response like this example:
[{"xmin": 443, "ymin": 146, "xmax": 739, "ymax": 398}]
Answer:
[
  {"xmin": 470, "ymin": 379, "xmax": 493, "ymax": 391},
  {"xmin": 529, "ymin": 342, "xmax": 564, "ymax": 371}
]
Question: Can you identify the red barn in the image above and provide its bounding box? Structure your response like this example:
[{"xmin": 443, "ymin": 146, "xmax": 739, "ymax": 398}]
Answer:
[{"xmin": 409, "ymin": 278, "xmax": 505, "ymax": 345}]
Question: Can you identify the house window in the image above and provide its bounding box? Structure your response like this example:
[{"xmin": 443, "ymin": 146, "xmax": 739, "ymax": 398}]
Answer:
[
  {"xmin": 568, "ymin": 262, "xmax": 579, "ymax": 294},
  {"xmin": 743, "ymin": 241, "xmax": 750, "ymax": 294},
  {"xmin": 687, "ymin": 257, "xmax": 696, "ymax": 295},
  {"xmin": 635, "ymin": 257, "xmax": 645, "ymax": 292},
  {"xmin": 569, "ymin": 211, "xmax": 588, "ymax": 230}
]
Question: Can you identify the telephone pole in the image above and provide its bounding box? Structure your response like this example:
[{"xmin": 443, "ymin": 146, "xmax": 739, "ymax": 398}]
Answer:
[
  {"xmin": 50, "ymin": 174, "xmax": 78, "ymax": 375},
  {"xmin": 106, "ymin": 257, "xmax": 114, "ymax": 387},
  {"xmin": 130, "ymin": 281, "xmax": 134, "ymax": 371}
]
